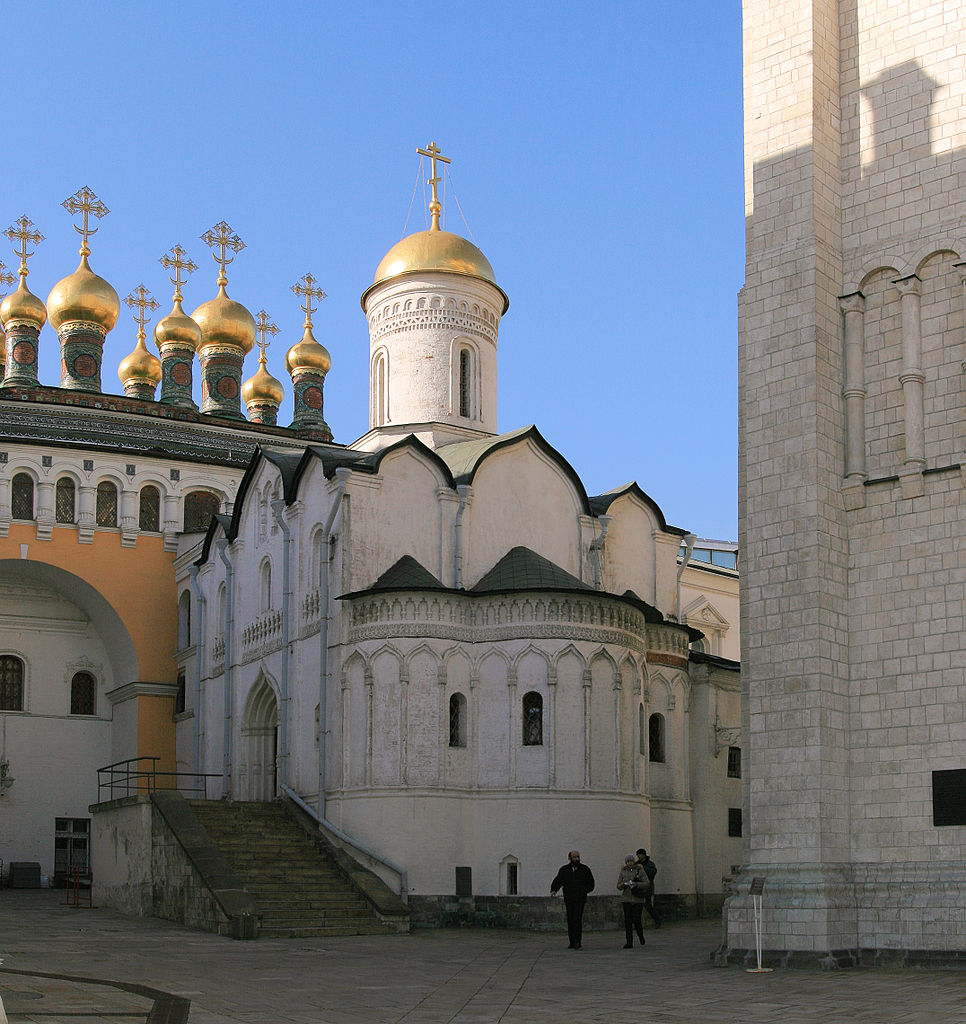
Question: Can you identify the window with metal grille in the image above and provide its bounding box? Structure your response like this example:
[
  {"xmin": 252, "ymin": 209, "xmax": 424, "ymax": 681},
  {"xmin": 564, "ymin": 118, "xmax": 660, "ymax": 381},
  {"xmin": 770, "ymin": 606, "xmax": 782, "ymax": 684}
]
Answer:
[
  {"xmin": 139, "ymin": 485, "xmax": 160, "ymax": 531},
  {"xmin": 54, "ymin": 817, "xmax": 90, "ymax": 883},
  {"xmin": 449, "ymin": 693, "xmax": 467, "ymax": 747},
  {"xmin": 506, "ymin": 861, "xmax": 518, "ymax": 896},
  {"xmin": 522, "ymin": 691, "xmax": 543, "ymax": 746},
  {"xmin": 728, "ymin": 807, "xmax": 743, "ymax": 837},
  {"xmin": 70, "ymin": 672, "xmax": 96, "ymax": 715},
  {"xmin": 175, "ymin": 671, "xmax": 186, "ymax": 715},
  {"xmin": 648, "ymin": 713, "xmax": 666, "ymax": 763},
  {"xmin": 0, "ymin": 655, "xmax": 24, "ymax": 711},
  {"xmin": 55, "ymin": 477, "xmax": 76, "ymax": 523},
  {"xmin": 95, "ymin": 481, "xmax": 118, "ymax": 527},
  {"xmin": 11, "ymin": 473, "xmax": 33, "ymax": 520},
  {"xmin": 183, "ymin": 490, "xmax": 220, "ymax": 532},
  {"xmin": 727, "ymin": 746, "xmax": 741, "ymax": 779}
]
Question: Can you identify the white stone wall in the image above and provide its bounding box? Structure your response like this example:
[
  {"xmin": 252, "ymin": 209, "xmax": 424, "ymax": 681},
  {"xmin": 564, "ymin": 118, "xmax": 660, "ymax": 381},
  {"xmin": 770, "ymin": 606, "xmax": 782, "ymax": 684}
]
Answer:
[{"xmin": 733, "ymin": 0, "xmax": 966, "ymax": 957}]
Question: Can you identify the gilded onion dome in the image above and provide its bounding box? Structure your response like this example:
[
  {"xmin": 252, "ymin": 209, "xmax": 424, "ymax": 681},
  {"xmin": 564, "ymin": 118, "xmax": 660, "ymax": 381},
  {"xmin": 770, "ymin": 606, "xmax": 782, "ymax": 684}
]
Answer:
[
  {"xmin": 118, "ymin": 336, "xmax": 161, "ymax": 388},
  {"xmin": 362, "ymin": 227, "xmax": 509, "ymax": 313},
  {"xmin": 242, "ymin": 352, "xmax": 284, "ymax": 406},
  {"xmin": 1, "ymin": 278, "xmax": 47, "ymax": 330},
  {"xmin": 154, "ymin": 298, "xmax": 202, "ymax": 352},
  {"xmin": 191, "ymin": 284, "xmax": 256, "ymax": 354},
  {"xmin": 47, "ymin": 255, "xmax": 120, "ymax": 332},
  {"xmin": 285, "ymin": 323, "xmax": 331, "ymax": 375}
]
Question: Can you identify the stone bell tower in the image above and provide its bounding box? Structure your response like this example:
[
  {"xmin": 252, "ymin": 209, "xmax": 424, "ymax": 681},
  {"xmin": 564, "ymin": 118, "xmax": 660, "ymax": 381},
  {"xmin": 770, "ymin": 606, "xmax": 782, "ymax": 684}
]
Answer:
[{"xmin": 724, "ymin": 0, "xmax": 966, "ymax": 965}]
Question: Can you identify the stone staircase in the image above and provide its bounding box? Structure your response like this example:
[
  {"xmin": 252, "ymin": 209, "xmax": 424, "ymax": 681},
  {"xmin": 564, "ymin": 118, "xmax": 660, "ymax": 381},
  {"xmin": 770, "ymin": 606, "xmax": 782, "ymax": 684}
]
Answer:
[{"xmin": 188, "ymin": 800, "xmax": 400, "ymax": 938}]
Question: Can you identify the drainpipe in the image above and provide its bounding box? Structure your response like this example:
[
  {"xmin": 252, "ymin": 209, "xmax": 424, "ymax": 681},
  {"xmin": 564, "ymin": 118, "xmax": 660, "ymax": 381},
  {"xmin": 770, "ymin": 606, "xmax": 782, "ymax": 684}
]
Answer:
[
  {"xmin": 454, "ymin": 484, "xmax": 472, "ymax": 588},
  {"xmin": 215, "ymin": 539, "xmax": 234, "ymax": 799},
  {"xmin": 590, "ymin": 515, "xmax": 612, "ymax": 591},
  {"xmin": 188, "ymin": 564, "xmax": 206, "ymax": 780},
  {"xmin": 675, "ymin": 533, "xmax": 697, "ymax": 622},
  {"xmin": 318, "ymin": 468, "xmax": 351, "ymax": 818},
  {"xmin": 271, "ymin": 499, "xmax": 292, "ymax": 792}
]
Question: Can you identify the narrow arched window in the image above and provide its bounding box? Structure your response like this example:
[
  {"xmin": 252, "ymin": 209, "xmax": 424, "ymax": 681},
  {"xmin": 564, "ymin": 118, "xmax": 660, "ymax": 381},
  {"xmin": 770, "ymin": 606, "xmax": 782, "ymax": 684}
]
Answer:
[
  {"xmin": 55, "ymin": 478, "xmax": 76, "ymax": 524},
  {"xmin": 260, "ymin": 561, "xmax": 272, "ymax": 613},
  {"xmin": 458, "ymin": 348, "xmax": 471, "ymax": 417},
  {"xmin": 648, "ymin": 713, "xmax": 666, "ymax": 763},
  {"xmin": 95, "ymin": 481, "xmax": 118, "ymax": 527},
  {"xmin": 70, "ymin": 672, "xmax": 96, "ymax": 715},
  {"xmin": 11, "ymin": 473, "xmax": 33, "ymax": 520},
  {"xmin": 0, "ymin": 655, "xmax": 24, "ymax": 711},
  {"xmin": 449, "ymin": 693, "xmax": 467, "ymax": 747},
  {"xmin": 183, "ymin": 490, "xmax": 220, "ymax": 532},
  {"xmin": 217, "ymin": 583, "xmax": 227, "ymax": 627},
  {"xmin": 374, "ymin": 353, "xmax": 387, "ymax": 426},
  {"xmin": 177, "ymin": 591, "xmax": 191, "ymax": 649},
  {"xmin": 522, "ymin": 691, "xmax": 543, "ymax": 746},
  {"xmin": 139, "ymin": 485, "xmax": 161, "ymax": 532}
]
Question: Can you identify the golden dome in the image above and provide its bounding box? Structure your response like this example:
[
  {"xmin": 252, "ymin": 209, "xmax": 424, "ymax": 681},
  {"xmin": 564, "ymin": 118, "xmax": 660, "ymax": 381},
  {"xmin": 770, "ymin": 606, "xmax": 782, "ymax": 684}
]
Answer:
[
  {"xmin": 154, "ymin": 299, "xmax": 202, "ymax": 352},
  {"xmin": 191, "ymin": 284, "xmax": 256, "ymax": 355},
  {"xmin": 118, "ymin": 336, "xmax": 161, "ymax": 387},
  {"xmin": 285, "ymin": 324, "xmax": 331, "ymax": 375},
  {"xmin": 242, "ymin": 355, "xmax": 284, "ymax": 407},
  {"xmin": 0, "ymin": 278, "xmax": 47, "ymax": 330},
  {"xmin": 47, "ymin": 255, "xmax": 119, "ymax": 332},
  {"xmin": 362, "ymin": 227, "xmax": 509, "ymax": 313}
]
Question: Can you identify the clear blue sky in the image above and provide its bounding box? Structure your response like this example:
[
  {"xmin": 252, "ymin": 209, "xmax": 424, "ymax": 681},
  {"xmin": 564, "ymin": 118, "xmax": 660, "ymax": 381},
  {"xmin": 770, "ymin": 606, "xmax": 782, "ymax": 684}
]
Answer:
[{"xmin": 3, "ymin": 1, "xmax": 743, "ymax": 541}]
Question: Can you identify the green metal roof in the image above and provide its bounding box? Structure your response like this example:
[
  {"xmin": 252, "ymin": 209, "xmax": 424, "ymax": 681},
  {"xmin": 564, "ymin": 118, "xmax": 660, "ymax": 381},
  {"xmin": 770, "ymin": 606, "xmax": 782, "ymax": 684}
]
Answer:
[{"xmin": 469, "ymin": 546, "xmax": 594, "ymax": 594}]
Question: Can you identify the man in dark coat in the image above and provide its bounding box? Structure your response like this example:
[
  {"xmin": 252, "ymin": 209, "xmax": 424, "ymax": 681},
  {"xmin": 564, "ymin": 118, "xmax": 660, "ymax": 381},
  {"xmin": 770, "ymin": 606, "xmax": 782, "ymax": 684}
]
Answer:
[
  {"xmin": 550, "ymin": 850, "xmax": 595, "ymax": 948},
  {"xmin": 635, "ymin": 848, "xmax": 661, "ymax": 928}
]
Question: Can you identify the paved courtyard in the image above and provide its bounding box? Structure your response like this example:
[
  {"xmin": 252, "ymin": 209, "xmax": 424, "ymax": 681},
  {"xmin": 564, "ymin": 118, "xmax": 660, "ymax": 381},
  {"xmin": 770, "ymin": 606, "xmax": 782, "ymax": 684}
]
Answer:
[{"xmin": 1, "ymin": 892, "xmax": 964, "ymax": 1023}]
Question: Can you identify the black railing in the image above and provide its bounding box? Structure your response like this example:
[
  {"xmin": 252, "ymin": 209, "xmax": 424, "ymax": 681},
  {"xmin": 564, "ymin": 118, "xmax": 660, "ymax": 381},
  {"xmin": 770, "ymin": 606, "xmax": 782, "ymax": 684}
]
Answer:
[{"xmin": 97, "ymin": 756, "xmax": 221, "ymax": 802}]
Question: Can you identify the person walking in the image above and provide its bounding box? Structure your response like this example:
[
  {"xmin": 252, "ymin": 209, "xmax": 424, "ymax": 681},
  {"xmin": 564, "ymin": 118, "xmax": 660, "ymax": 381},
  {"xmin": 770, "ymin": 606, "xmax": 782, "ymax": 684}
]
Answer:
[
  {"xmin": 550, "ymin": 850, "xmax": 595, "ymax": 949},
  {"xmin": 635, "ymin": 848, "xmax": 661, "ymax": 928},
  {"xmin": 617, "ymin": 855, "xmax": 646, "ymax": 948}
]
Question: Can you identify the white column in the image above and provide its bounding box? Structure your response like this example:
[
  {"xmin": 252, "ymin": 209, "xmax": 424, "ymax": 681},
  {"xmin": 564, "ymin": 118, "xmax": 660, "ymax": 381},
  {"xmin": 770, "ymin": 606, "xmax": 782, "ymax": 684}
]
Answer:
[
  {"xmin": 78, "ymin": 484, "xmax": 95, "ymax": 543},
  {"xmin": 436, "ymin": 663, "xmax": 447, "ymax": 787},
  {"xmin": 364, "ymin": 667, "xmax": 373, "ymax": 788},
  {"xmin": 840, "ymin": 291, "xmax": 867, "ymax": 481},
  {"xmin": 120, "ymin": 488, "xmax": 137, "ymax": 547},
  {"xmin": 507, "ymin": 666, "xmax": 517, "ymax": 788},
  {"xmin": 547, "ymin": 667, "xmax": 557, "ymax": 788},
  {"xmin": 35, "ymin": 480, "xmax": 54, "ymax": 541},
  {"xmin": 399, "ymin": 664, "xmax": 409, "ymax": 786},
  {"xmin": 895, "ymin": 275, "xmax": 925, "ymax": 494},
  {"xmin": 582, "ymin": 668, "xmax": 592, "ymax": 789}
]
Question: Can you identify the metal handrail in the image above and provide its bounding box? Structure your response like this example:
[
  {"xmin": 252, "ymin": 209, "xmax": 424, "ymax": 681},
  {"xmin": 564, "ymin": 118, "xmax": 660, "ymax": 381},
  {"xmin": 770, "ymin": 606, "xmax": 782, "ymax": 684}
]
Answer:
[{"xmin": 96, "ymin": 757, "xmax": 221, "ymax": 802}]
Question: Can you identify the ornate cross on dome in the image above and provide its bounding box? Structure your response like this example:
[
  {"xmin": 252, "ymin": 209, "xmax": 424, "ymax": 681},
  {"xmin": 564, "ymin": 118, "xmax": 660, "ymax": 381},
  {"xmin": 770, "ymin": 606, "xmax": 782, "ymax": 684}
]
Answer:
[
  {"xmin": 291, "ymin": 273, "xmax": 326, "ymax": 328},
  {"xmin": 124, "ymin": 285, "xmax": 161, "ymax": 342},
  {"xmin": 0, "ymin": 260, "xmax": 14, "ymax": 293},
  {"xmin": 417, "ymin": 140, "xmax": 451, "ymax": 230},
  {"xmin": 254, "ymin": 309, "xmax": 279, "ymax": 362},
  {"xmin": 200, "ymin": 221, "xmax": 245, "ymax": 287},
  {"xmin": 3, "ymin": 216, "xmax": 44, "ymax": 278},
  {"xmin": 62, "ymin": 186, "xmax": 109, "ymax": 257},
  {"xmin": 159, "ymin": 245, "xmax": 198, "ymax": 303}
]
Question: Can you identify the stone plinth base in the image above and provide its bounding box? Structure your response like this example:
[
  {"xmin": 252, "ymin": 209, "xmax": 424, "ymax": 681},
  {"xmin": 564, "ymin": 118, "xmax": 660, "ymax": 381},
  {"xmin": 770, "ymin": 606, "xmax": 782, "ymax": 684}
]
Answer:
[{"xmin": 718, "ymin": 862, "xmax": 966, "ymax": 968}]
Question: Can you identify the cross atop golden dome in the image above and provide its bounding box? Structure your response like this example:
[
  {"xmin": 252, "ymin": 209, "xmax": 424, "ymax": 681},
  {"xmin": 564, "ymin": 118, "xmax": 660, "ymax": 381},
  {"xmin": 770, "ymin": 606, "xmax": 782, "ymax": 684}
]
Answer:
[
  {"xmin": 416, "ymin": 140, "xmax": 451, "ymax": 231},
  {"xmin": 4, "ymin": 215, "xmax": 44, "ymax": 279},
  {"xmin": 124, "ymin": 285, "xmax": 161, "ymax": 343},
  {"xmin": 292, "ymin": 273, "xmax": 326, "ymax": 329},
  {"xmin": 254, "ymin": 309, "xmax": 279, "ymax": 361},
  {"xmin": 0, "ymin": 261, "xmax": 14, "ymax": 293},
  {"xmin": 201, "ymin": 220, "xmax": 244, "ymax": 288},
  {"xmin": 159, "ymin": 244, "xmax": 198, "ymax": 303},
  {"xmin": 62, "ymin": 186, "xmax": 109, "ymax": 258}
]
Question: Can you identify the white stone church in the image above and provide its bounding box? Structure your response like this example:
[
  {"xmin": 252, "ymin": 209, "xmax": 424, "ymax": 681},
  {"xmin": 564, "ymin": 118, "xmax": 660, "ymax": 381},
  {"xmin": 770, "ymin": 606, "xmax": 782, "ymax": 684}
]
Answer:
[{"xmin": 170, "ymin": 158, "xmax": 742, "ymax": 919}]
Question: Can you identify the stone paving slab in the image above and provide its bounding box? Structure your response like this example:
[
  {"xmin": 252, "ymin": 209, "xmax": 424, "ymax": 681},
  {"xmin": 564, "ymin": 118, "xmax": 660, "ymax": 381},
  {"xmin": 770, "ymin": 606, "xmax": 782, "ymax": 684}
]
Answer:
[{"xmin": 1, "ymin": 892, "xmax": 965, "ymax": 1023}]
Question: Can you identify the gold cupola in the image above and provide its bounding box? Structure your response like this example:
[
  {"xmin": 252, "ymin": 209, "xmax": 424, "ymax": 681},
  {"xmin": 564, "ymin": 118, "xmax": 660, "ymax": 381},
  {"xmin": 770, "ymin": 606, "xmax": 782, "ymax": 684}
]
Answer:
[
  {"xmin": 242, "ymin": 353, "xmax": 285, "ymax": 407},
  {"xmin": 286, "ymin": 272, "xmax": 331, "ymax": 375},
  {"xmin": 190, "ymin": 222, "xmax": 255, "ymax": 355},
  {"xmin": 242, "ymin": 310, "xmax": 284, "ymax": 426},
  {"xmin": 155, "ymin": 299, "xmax": 203, "ymax": 353},
  {"xmin": 47, "ymin": 254, "xmax": 120, "ymax": 333},
  {"xmin": 118, "ymin": 285, "xmax": 161, "ymax": 400},
  {"xmin": 1, "ymin": 219, "xmax": 47, "ymax": 332},
  {"xmin": 0, "ymin": 275, "xmax": 47, "ymax": 331},
  {"xmin": 361, "ymin": 142, "xmax": 508, "ymax": 314}
]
